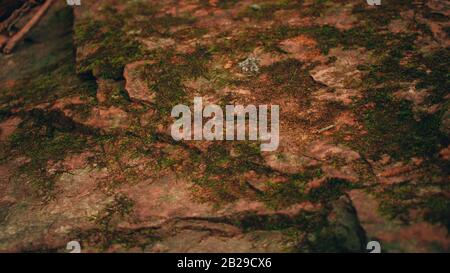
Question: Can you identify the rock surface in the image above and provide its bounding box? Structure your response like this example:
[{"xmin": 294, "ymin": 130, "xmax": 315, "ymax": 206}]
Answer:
[
  {"xmin": 0, "ymin": 0, "xmax": 448, "ymax": 253},
  {"xmin": 124, "ymin": 61, "xmax": 156, "ymax": 104}
]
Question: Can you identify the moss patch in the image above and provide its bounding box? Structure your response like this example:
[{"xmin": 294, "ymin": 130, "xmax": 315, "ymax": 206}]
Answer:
[
  {"xmin": 143, "ymin": 46, "xmax": 212, "ymax": 117},
  {"xmin": 264, "ymin": 58, "xmax": 319, "ymax": 100},
  {"xmin": 6, "ymin": 109, "xmax": 93, "ymax": 199},
  {"xmin": 357, "ymin": 87, "xmax": 444, "ymax": 160},
  {"xmin": 352, "ymin": 0, "xmax": 413, "ymax": 28},
  {"xmin": 74, "ymin": 7, "xmax": 143, "ymax": 79}
]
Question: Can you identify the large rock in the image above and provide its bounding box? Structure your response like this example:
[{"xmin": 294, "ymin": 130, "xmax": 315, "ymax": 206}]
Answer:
[
  {"xmin": 349, "ymin": 190, "xmax": 450, "ymax": 252},
  {"xmin": 310, "ymin": 47, "xmax": 368, "ymax": 90},
  {"xmin": 328, "ymin": 195, "xmax": 367, "ymax": 252}
]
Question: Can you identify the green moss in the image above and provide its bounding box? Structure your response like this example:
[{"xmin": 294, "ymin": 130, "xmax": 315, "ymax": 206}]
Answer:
[
  {"xmin": 203, "ymin": 141, "xmax": 266, "ymax": 177},
  {"xmin": 172, "ymin": 27, "xmax": 209, "ymax": 40},
  {"xmin": 9, "ymin": 110, "xmax": 91, "ymax": 159},
  {"xmin": 211, "ymin": 24, "xmax": 331, "ymax": 55},
  {"xmin": 444, "ymin": 26, "xmax": 450, "ymax": 37},
  {"xmin": 308, "ymin": 178, "xmax": 355, "ymax": 203},
  {"xmin": 262, "ymin": 168, "xmax": 330, "ymax": 208},
  {"xmin": 74, "ymin": 20, "xmax": 103, "ymax": 46},
  {"xmin": 235, "ymin": 208, "xmax": 359, "ymax": 252},
  {"xmin": 143, "ymin": 46, "xmax": 211, "ymax": 116},
  {"xmin": 214, "ymin": 23, "xmax": 391, "ymax": 57},
  {"xmin": 305, "ymin": 25, "xmax": 341, "ymax": 54},
  {"xmin": 71, "ymin": 223, "xmax": 159, "ymax": 252},
  {"xmin": 188, "ymin": 141, "xmax": 271, "ymax": 204},
  {"xmin": 203, "ymin": 143, "xmax": 232, "ymax": 175},
  {"xmin": 96, "ymin": 194, "xmax": 135, "ymax": 226},
  {"xmin": 182, "ymin": 46, "xmax": 212, "ymax": 78},
  {"xmin": 416, "ymin": 49, "xmax": 450, "ymax": 104},
  {"xmin": 423, "ymin": 11, "xmax": 448, "ymax": 22},
  {"xmin": 351, "ymin": 34, "xmax": 448, "ymax": 160},
  {"xmin": 63, "ymin": 103, "xmax": 95, "ymax": 121},
  {"xmin": 210, "ymin": 24, "xmax": 298, "ymax": 55},
  {"xmin": 262, "ymin": 178, "xmax": 308, "ymax": 208},
  {"xmin": 143, "ymin": 60, "xmax": 185, "ymax": 116},
  {"xmin": 193, "ymin": 177, "xmax": 241, "ymax": 204},
  {"xmin": 264, "ymin": 58, "xmax": 319, "ymax": 99},
  {"xmin": 300, "ymin": 225, "xmax": 354, "ymax": 253},
  {"xmin": 236, "ymin": 213, "xmax": 294, "ymax": 231},
  {"xmin": 424, "ymin": 195, "xmax": 450, "ymax": 232},
  {"xmin": 76, "ymin": 24, "xmax": 143, "ymax": 79},
  {"xmin": 358, "ymin": 87, "xmax": 444, "ymax": 160},
  {"xmin": 378, "ymin": 199, "xmax": 410, "ymax": 223},
  {"xmin": 158, "ymin": 157, "xmax": 178, "ymax": 169},
  {"xmin": 7, "ymin": 109, "xmax": 92, "ymax": 199},
  {"xmin": 124, "ymin": 0, "xmax": 195, "ymax": 37},
  {"xmin": 300, "ymin": 25, "xmax": 390, "ymax": 54},
  {"xmin": 135, "ymin": 14, "xmax": 196, "ymax": 37},
  {"xmin": 154, "ymin": 14, "xmax": 195, "ymax": 29},
  {"xmin": 210, "ymin": 33, "xmax": 257, "ymax": 55},
  {"xmin": 374, "ymin": 183, "xmax": 418, "ymax": 221},
  {"xmin": 302, "ymin": 0, "xmax": 328, "ymax": 17},
  {"xmin": 74, "ymin": 7, "xmax": 143, "ymax": 80},
  {"xmin": 352, "ymin": 0, "xmax": 412, "ymax": 28},
  {"xmin": 249, "ymin": 25, "xmax": 303, "ymax": 53},
  {"xmin": 374, "ymin": 179, "xmax": 447, "ymax": 227},
  {"xmin": 229, "ymin": 22, "xmax": 384, "ymax": 55},
  {"xmin": 79, "ymin": 194, "xmax": 138, "ymax": 249},
  {"xmin": 363, "ymin": 34, "xmax": 421, "ymax": 83},
  {"xmin": 99, "ymin": 83, "xmax": 132, "ymax": 108},
  {"xmin": 123, "ymin": 0, "xmax": 159, "ymax": 17}
]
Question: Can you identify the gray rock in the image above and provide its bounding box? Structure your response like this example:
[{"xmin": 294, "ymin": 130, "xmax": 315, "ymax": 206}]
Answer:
[
  {"xmin": 238, "ymin": 56, "xmax": 260, "ymax": 73},
  {"xmin": 328, "ymin": 195, "xmax": 368, "ymax": 252}
]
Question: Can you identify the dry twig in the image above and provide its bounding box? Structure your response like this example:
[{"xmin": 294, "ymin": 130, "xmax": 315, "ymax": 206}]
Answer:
[{"xmin": 3, "ymin": 0, "xmax": 55, "ymax": 54}]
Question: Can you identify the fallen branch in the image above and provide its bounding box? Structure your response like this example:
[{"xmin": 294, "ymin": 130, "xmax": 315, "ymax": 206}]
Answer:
[
  {"xmin": 3, "ymin": 0, "xmax": 55, "ymax": 54},
  {"xmin": 317, "ymin": 124, "xmax": 335, "ymax": 134},
  {"xmin": 0, "ymin": 35, "xmax": 8, "ymax": 50},
  {"xmin": 0, "ymin": 1, "xmax": 36, "ymax": 33},
  {"xmin": 0, "ymin": 0, "xmax": 26, "ymax": 22}
]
